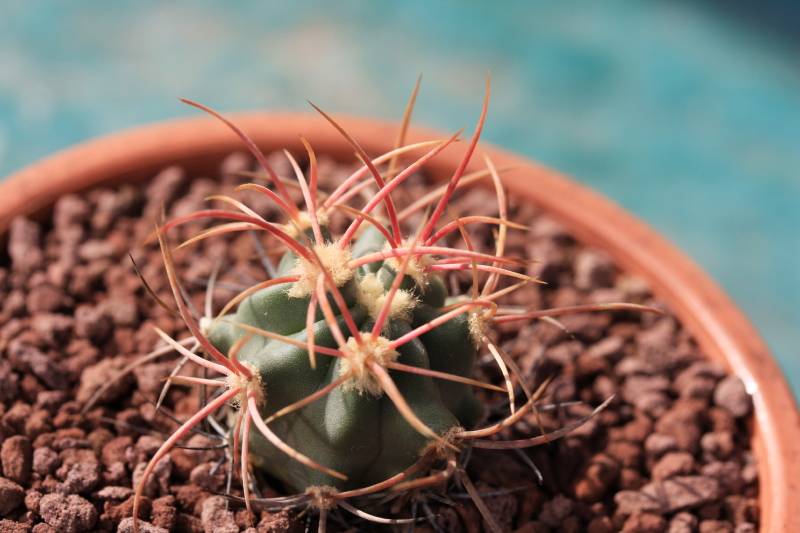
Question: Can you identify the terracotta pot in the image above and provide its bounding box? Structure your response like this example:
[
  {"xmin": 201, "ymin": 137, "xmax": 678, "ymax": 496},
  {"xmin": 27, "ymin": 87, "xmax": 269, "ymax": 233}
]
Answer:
[{"xmin": 2, "ymin": 112, "xmax": 798, "ymax": 531}]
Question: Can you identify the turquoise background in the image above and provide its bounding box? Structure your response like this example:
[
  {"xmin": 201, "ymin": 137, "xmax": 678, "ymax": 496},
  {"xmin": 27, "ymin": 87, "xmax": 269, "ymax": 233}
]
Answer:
[{"xmin": 1, "ymin": 1, "xmax": 798, "ymax": 401}]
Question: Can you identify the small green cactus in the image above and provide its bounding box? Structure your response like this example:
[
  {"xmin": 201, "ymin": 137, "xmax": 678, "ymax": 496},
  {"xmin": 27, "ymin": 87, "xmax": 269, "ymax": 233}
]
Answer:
[
  {"xmin": 207, "ymin": 221, "xmax": 483, "ymax": 493},
  {"xmin": 130, "ymin": 79, "xmax": 663, "ymax": 533}
]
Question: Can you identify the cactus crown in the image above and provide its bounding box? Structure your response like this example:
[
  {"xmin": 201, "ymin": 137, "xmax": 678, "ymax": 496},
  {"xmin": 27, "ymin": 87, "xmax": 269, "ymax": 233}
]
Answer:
[{"xmin": 124, "ymin": 77, "xmax": 664, "ymax": 533}]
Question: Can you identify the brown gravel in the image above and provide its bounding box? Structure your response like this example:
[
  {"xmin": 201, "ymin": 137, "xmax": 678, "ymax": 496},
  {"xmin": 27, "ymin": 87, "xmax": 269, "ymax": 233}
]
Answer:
[
  {"xmin": 0, "ymin": 151, "xmax": 759, "ymax": 532},
  {"xmin": 38, "ymin": 493, "xmax": 97, "ymax": 533}
]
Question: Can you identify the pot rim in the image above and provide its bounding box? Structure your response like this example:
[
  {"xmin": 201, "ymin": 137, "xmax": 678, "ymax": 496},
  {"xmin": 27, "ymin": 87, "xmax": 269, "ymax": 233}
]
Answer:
[{"xmin": 2, "ymin": 111, "xmax": 797, "ymax": 531}]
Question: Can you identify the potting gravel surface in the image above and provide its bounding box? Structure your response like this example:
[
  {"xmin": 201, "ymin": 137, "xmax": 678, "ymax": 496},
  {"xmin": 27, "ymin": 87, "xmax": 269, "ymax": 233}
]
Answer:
[{"xmin": 0, "ymin": 152, "xmax": 758, "ymax": 533}]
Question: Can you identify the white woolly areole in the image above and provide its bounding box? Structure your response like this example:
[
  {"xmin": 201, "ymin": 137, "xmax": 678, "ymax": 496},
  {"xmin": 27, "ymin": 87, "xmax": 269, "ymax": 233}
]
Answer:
[
  {"xmin": 198, "ymin": 316, "xmax": 212, "ymax": 337},
  {"xmin": 384, "ymin": 238, "xmax": 435, "ymax": 291},
  {"xmin": 283, "ymin": 212, "xmax": 330, "ymax": 238},
  {"xmin": 287, "ymin": 242, "xmax": 354, "ymax": 298},
  {"xmin": 339, "ymin": 334, "xmax": 399, "ymax": 396},
  {"xmin": 430, "ymin": 426, "xmax": 465, "ymax": 458},
  {"xmin": 356, "ymin": 273, "xmax": 417, "ymax": 328},
  {"xmin": 306, "ymin": 486, "xmax": 339, "ymax": 510},
  {"xmin": 226, "ymin": 361, "xmax": 265, "ymax": 409},
  {"xmin": 468, "ymin": 309, "xmax": 491, "ymax": 346}
]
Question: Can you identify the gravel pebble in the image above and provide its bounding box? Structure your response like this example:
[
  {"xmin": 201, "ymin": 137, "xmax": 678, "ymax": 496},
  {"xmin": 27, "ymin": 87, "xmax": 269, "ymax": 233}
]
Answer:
[
  {"xmin": 0, "ymin": 367, "xmax": 21, "ymax": 407},
  {"xmin": 713, "ymin": 377, "xmax": 752, "ymax": 418},
  {"xmin": 1, "ymin": 290, "xmax": 26, "ymax": 318},
  {"xmin": 537, "ymin": 494, "xmax": 575, "ymax": 528},
  {"xmin": 256, "ymin": 509, "xmax": 303, "ymax": 533},
  {"xmin": 189, "ymin": 462, "xmax": 225, "ymax": 492},
  {"xmin": 200, "ymin": 496, "xmax": 238, "ymax": 533},
  {"xmin": 610, "ymin": 414, "xmax": 653, "ymax": 444},
  {"xmin": 30, "ymin": 314, "xmax": 74, "ymax": 346},
  {"xmin": 700, "ymin": 431, "xmax": 735, "ymax": 461},
  {"xmin": 606, "ymin": 441, "xmax": 643, "ymax": 469},
  {"xmin": 26, "ymin": 285, "xmax": 72, "ymax": 315},
  {"xmin": 636, "ymin": 318, "xmax": 676, "ymax": 361},
  {"xmin": 104, "ymin": 494, "xmax": 150, "ymax": 526},
  {"xmin": 23, "ymin": 410, "xmax": 52, "ymax": 441},
  {"xmin": 614, "ymin": 491, "xmax": 661, "ymax": 517},
  {"xmin": 0, "ymin": 437, "xmax": 32, "ymax": 486},
  {"xmin": 75, "ymin": 357, "xmax": 133, "ymax": 405},
  {"xmin": 0, "ymin": 519, "xmax": 31, "ymax": 532},
  {"xmin": 38, "ymin": 493, "xmax": 97, "ymax": 533},
  {"xmin": 654, "ymin": 399, "xmax": 706, "ymax": 454},
  {"xmin": 639, "ymin": 476, "xmax": 722, "ymax": 513},
  {"xmin": 117, "ymin": 517, "xmax": 169, "ymax": 533},
  {"xmin": 96, "ymin": 296, "xmax": 139, "ymax": 328},
  {"xmin": 72, "ymin": 305, "xmax": 112, "ymax": 344},
  {"xmin": 55, "ymin": 448, "xmax": 98, "ymax": 482},
  {"xmin": 622, "ymin": 375, "xmax": 671, "ymax": 404},
  {"xmin": 141, "ymin": 166, "xmax": 187, "ymax": 226},
  {"xmin": 91, "ymin": 486, "xmax": 134, "ymax": 501},
  {"xmin": 574, "ymin": 249, "xmax": 614, "ymax": 290},
  {"xmin": 699, "ymin": 519, "xmax": 734, "ymax": 533},
  {"xmin": 651, "ymin": 452, "xmax": 695, "ymax": 481},
  {"xmin": 8, "ymin": 218, "xmax": 44, "ymax": 275},
  {"xmin": 573, "ymin": 452, "xmax": 620, "ymax": 503},
  {"xmin": 622, "ymin": 512, "xmax": 666, "ymax": 533},
  {"xmin": 701, "ymin": 461, "xmax": 744, "ymax": 497},
  {"xmin": 56, "ymin": 462, "xmax": 100, "ymax": 495},
  {"xmin": 636, "ymin": 391, "xmax": 673, "ymax": 419},
  {"xmin": 52, "ymin": 195, "xmax": 90, "ymax": 235},
  {"xmin": 6, "ymin": 343, "xmax": 68, "ymax": 392},
  {"xmin": 32, "ymin": 447, "xmax": 60, "ymax": 477},
  {"xmin": 151, "ymin": 495, "xmax": 177, "ymax": 532},
  {"xmin": 132, "ymin": 456, "xmax": 172, "ymax": 500},
  {"xmin": 3, "ymin": 404, "xmax": 32, "ymax": 436},
  {"xmin": 23, "ymin": 491, "xmax": 41, "ymax": 515},
  {"xmin": 668, "ymin": 512, "xmax": 698, "ymax": 533},
  {"xmin": 586, "ymin": 335, "xmax": 626, "ymax": 362},
  {"xmin": 77, "ymin": 239, "xmax": 117, "ymax": 262},
  {"xmin": 0, "ymin": 477, "xmax": 24, "ymax": 517},
  {"xmin": 586, "ymin": 516, "xmax": 614, "ymax": 533}
]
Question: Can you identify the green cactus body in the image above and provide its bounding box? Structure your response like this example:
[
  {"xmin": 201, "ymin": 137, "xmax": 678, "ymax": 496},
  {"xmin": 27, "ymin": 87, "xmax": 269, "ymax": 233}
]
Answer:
[{"xmin": 208, "ymin": 225, "xmax": 483, "ymax": 493}]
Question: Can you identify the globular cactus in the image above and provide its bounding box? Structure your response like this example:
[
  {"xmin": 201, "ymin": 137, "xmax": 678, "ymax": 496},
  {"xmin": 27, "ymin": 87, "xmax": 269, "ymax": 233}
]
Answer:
[
  {"xmin": 208, "ymin": 221, "xmax": 484, "ymax": 493},
  {"xmin": 130, "ymin": 79, "xmax": 662, "ymax": 532}
]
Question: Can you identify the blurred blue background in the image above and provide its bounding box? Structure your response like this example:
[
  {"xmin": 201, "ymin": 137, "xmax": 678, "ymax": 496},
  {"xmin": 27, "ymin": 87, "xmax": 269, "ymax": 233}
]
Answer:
[{"xmin": 1, "ymin": 0, "xmax": 798, "ymax": 400}]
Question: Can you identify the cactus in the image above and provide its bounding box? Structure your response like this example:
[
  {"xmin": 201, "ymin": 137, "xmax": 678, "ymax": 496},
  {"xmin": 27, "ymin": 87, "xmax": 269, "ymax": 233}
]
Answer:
[
  {"xmin": 206, "ymin": 219, "xmax": 489, "ymax": 494},
  {"xmin": 128, "ymin": 78, "xmax": 663, "ymax": 532}
]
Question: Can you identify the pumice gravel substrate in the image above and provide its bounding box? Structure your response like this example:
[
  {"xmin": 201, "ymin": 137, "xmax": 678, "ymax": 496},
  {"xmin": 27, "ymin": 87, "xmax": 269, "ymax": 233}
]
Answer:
[{"xmin": 0, "ymin": 152, "xmax": 758, "ymax": 533}]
